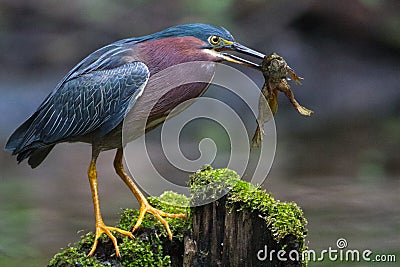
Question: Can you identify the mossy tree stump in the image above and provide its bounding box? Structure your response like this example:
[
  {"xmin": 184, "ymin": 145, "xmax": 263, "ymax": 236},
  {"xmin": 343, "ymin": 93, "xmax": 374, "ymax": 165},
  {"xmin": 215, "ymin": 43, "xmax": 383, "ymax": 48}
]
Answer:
[
  {"xmin": 48, "ymin": 167, "xmax": 307, "ymax": 267},
  {"xmin": 185, "ymin": 167, "xmax": 307, "ymax": 267}
]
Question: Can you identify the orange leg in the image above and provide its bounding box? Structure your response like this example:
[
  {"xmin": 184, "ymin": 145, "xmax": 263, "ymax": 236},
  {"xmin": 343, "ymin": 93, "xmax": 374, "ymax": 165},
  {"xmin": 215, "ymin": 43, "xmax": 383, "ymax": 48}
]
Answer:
[
  {"xmin": 87, "ymin": 154, "xmax": 133, "ymax": 257},
  {"xmin": 113, "ymin": 148, "xmax": 186, "ymax": 239}
]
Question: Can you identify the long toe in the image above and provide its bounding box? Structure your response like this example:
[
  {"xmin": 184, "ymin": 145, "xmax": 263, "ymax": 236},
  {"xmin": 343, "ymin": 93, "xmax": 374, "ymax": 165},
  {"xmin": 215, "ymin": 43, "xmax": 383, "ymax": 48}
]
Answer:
[
  {"xmin": 88, "ymin": 221, "xmax": 133, "ymax": 257},
  {"xmin": 132, "ymin": 202, "xmax": 186, "ymax": 239}
]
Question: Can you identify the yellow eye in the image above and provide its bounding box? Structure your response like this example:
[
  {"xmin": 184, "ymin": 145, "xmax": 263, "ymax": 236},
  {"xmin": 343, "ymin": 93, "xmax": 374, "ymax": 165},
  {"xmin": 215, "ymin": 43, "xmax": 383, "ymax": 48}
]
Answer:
[{"xmin": 209, "ymin": 35, "xmax": 220, "ymax": 46}]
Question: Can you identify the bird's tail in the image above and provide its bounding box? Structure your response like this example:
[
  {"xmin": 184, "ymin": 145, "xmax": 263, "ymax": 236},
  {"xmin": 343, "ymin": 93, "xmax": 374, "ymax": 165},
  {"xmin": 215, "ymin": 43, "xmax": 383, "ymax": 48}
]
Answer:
[
  {"xmin": 5, "ymin": 112, "xmax": 37, "ymax": 152},
  {"xmin": 15, "ymin": 145, "xmax": 55, "ymax": 168},
  {"xmin": 5, "ymin": 112, "xmax": 54, "ymax": 168}
]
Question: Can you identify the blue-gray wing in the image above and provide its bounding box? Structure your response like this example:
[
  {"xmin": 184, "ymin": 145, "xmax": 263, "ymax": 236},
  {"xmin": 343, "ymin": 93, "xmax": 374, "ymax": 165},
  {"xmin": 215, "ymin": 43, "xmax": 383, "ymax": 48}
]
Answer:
[{"xmin": 10, "ymin": 61, "xmax": 149, "ymax": 154}]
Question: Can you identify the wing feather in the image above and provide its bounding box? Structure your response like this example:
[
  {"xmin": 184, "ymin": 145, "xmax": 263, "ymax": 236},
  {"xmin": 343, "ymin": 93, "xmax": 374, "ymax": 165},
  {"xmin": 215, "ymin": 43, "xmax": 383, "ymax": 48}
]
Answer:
[
  {"xmin": 5, "ymin": 38, "xmax": 150, "ymax": 167},
  {"xmin": 12, "ymin": 61, "xmax": 149, "ymax": 154}
]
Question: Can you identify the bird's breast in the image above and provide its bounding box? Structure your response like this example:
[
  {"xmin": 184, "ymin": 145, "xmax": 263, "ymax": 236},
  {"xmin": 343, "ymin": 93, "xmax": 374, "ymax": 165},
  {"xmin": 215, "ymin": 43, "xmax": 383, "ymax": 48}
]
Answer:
[{"xmin": 122, "ymin": 59, "xmax": 216, "ymax": 142}]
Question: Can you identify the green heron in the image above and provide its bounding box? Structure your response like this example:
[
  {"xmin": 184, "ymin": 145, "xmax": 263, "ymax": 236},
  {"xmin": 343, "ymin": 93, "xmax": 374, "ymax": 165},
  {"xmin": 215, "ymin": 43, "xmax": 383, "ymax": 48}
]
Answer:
[{"xmin": 5, "ymin": 23, "xmax": 265, "ymax": 257}]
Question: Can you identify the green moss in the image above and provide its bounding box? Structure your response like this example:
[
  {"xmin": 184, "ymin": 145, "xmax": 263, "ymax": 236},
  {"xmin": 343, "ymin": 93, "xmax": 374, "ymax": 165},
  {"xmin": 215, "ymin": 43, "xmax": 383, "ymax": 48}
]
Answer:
[
  {"xmin": 229, "ymin": 180, "xmax": 307, "ymax": 242},
  {"xmin": 47, "ymin": 244, "xmax": 97, "ymax": 267},
  {"xmin": 48, "ymin": 191, "xmax": 189, "ymax": 267},
  {"xmin": 190, "ymin": 165, "xmax": 308, "ymax": 243},
  {"xmin": 189, "ymin": 165, "xmax": 238, "ymax": 203}
]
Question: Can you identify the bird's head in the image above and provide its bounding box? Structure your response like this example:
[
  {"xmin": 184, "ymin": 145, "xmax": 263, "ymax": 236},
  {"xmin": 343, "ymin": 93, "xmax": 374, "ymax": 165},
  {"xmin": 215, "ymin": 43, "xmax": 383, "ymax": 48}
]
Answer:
[{"xmin": 142, "ymin": 23, "xmax": 265, "ymax": 70}]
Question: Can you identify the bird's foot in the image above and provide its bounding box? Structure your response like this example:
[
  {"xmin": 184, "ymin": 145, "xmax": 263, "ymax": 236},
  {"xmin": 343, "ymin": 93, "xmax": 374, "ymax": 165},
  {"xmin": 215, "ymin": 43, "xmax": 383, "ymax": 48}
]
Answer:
[
  {"xmin": 88, "ymin": 220, "xmax": 133, "ymax": 257},
  {"xmin": 133, "ymin": 199, "xmax": 186, "ymax": 239}
]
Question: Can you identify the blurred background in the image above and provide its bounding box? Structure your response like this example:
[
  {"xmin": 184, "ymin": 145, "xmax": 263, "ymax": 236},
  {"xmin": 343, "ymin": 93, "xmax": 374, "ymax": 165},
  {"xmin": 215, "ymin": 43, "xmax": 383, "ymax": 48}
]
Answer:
[{"xmin": 0, "ymin": 0, "xmax": 399, "ymax": 266}]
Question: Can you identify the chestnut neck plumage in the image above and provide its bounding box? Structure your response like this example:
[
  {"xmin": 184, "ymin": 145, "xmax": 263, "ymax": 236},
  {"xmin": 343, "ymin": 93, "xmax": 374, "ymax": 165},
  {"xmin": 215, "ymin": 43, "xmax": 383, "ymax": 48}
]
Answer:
[{"xmin": 134, "ymin": 36, "xmax": 219, "ymax": 74}]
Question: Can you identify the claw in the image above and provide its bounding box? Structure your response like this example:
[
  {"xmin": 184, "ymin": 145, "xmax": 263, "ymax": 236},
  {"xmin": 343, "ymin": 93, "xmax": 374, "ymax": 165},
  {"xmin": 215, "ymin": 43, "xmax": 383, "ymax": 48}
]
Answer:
[
  {"xmin": 87, "ymin": 220, "xmax": 133, "ymax": 257},
  {"xmin": 132, "ymin": 200, "xmax": 186, "ymax": 239}
]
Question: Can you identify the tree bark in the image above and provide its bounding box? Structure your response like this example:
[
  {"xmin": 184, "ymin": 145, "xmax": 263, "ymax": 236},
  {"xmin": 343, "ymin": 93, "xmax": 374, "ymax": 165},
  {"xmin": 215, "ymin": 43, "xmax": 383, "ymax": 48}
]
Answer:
[{"xmin": 184, "ymin": 199, "xmax": 303, "ymax": 267}]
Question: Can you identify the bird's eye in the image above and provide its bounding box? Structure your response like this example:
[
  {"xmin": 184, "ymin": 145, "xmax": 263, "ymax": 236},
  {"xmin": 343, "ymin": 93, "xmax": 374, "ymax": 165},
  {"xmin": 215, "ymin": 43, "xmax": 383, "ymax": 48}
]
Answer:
[{"xmin": 209, "ymin": 35, "xmax": 221, "ymax": 46}]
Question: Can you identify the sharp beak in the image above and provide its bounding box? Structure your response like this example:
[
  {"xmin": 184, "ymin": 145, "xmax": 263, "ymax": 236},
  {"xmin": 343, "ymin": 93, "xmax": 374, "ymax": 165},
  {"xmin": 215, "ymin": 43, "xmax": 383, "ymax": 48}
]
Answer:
[{"xmin": 220, "ymin": 42, "xmax": 266, "ymax": 70}]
